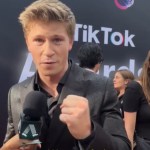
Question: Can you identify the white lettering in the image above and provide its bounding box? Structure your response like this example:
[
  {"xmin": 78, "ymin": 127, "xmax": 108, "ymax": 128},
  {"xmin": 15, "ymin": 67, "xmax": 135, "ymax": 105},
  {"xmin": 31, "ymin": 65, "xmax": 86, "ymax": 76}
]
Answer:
[
  {"xmin": 111, "ymin": 32, "xmax": 123, "ymax": 45},
  {"xmin": 19, "ymin": 53, "xmax": 35, "ymax": 83},
  {"xmin": 74, "ymin": 24, "xmax": 83, "ymax": 41},
  {"xmin": 83, "ymin": 25, "xmax": 88, "ymax": 42},
  {"xmin": 104, "ymin": 65, "xmax": 115, "ymax": 77},
  {"xmin": 74, "ymin": 24, "xmax": 135, "ymax": 47},
  {"xmin": 101, "ymin": 27, "xmax": 112, "ymax": 44},
  {"xmin": 118, "ymin": 59, "xmax": 135, "ymax": 74},
  {"xmin": 88, "ymin": 25, "xmax": 99, "ymax": 43},
  {"xmin": 124, "ymin": 30, "xmax": 135, "ymax": 47}
]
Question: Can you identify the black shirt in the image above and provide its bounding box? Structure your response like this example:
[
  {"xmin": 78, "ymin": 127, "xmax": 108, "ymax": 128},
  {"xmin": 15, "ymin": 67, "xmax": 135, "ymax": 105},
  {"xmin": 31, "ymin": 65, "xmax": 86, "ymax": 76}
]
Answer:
[
  {"xmin": 123, "ymin": 80, "xmax": 150, "ymax": 140},
  {"xmin": 33, "ymin": 61, "xmax": 95, "ymax": 149}
]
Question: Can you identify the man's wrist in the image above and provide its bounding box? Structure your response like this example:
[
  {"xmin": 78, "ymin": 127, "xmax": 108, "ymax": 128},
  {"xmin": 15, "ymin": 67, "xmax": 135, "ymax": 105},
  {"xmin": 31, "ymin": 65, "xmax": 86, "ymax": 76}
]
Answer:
[{"xmin": 78, "ymin": 121, "xmax": 95, "ymax": 149}]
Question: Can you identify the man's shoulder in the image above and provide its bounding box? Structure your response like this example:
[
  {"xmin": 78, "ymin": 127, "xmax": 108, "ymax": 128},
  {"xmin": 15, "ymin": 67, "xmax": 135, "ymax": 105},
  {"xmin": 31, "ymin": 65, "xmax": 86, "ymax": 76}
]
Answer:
[
  {"xmin": 74, "ymin": 62, "xmax": 106, "ymax": 77},
  {"xmin": 10, "ymin": 75, "xmax": 35, "ymax": 91},
  {"xmin": 73, "ymin": 63, "xmax": 109, "ymax": 85}
]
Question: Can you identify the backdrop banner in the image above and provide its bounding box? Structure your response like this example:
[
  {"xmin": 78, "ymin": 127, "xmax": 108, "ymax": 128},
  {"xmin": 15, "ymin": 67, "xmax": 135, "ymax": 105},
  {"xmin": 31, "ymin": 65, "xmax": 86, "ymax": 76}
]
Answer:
[{"xmin": 0, "ymin": 0, "xmax": 150, "ymax": 146}]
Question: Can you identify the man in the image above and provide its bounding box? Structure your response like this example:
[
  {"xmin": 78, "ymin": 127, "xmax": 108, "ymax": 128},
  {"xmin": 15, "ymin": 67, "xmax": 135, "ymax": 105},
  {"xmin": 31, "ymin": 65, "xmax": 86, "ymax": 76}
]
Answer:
[
  {"xmin": 77, "ymin": 43, "xmax": 104, "ymax": 74},
  {"xmin": 1, "ymin": 0, "xmax": 130, "ymax": 150}
]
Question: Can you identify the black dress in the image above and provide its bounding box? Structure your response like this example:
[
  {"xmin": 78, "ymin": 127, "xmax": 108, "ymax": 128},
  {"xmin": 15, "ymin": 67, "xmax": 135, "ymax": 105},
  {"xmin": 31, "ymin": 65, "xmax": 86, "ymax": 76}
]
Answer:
[{"xmin": 123, "ymin": 80, "xmax": 150, "ymax": 141}]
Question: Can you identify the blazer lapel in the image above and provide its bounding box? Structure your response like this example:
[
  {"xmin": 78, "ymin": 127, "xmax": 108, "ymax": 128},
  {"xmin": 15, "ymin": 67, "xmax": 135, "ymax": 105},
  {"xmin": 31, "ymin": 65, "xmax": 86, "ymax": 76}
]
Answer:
[
  {"xmin": 46, "ymin": 64, "xmax": 87, "ymax": 148},
  {"xmin": 58, "ymin": 63, "xmax": 87, "ymax": 105}
]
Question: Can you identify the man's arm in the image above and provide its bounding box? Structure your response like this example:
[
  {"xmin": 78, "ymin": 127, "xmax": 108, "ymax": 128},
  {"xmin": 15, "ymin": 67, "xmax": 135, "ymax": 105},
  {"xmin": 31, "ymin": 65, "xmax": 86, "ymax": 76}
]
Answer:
[
  {"xmin": 59, "ymin": 78, "xmax": 131, "ymax": 150},
  {"xmin": 3, "ymin": 88, "xmax": 16, "ymax": 143},
  {"xmin": 85, "ymin": 78, "xmax": 131, "ymax": 150}
]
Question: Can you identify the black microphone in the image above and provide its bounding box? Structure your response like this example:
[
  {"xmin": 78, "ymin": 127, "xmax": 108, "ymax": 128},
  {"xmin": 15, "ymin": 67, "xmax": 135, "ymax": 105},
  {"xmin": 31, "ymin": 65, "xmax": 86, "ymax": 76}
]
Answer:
[{"xmin": 18, "ymin": 91, "xmax": 47, "ymax": 145}]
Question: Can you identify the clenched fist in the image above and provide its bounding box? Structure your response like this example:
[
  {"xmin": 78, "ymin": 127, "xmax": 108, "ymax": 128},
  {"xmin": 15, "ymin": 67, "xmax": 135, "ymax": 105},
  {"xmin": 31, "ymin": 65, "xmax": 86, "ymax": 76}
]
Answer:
[{"xmin": 59, "ymin": 95, "xmax": 92, "ymax": 139}]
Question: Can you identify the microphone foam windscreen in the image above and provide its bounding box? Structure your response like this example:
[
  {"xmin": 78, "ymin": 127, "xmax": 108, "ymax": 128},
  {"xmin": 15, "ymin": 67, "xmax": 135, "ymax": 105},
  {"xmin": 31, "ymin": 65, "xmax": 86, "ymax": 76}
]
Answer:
[{"xmin": 23, "ymin": 91, "xmax": 47, "ymax": 119}]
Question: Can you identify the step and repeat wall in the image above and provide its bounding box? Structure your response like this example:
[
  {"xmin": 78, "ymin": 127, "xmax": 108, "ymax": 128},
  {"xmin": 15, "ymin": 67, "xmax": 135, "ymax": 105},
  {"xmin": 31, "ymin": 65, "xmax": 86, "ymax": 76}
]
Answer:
[{"xmin": 0, "ymin": 0, "xmax": 150, "ymax": 145}]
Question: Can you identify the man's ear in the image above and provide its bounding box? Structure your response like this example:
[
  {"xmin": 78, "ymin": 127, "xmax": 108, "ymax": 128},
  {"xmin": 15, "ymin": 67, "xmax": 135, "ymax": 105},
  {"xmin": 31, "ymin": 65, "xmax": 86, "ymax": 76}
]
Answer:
[{"xmin": 25, "ymin": 36, "xmax": 31, "ymax": 53}]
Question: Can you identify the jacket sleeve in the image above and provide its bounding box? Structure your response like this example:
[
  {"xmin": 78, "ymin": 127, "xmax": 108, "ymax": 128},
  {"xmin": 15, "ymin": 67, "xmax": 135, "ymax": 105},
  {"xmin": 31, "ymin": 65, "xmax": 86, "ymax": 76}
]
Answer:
[
  {"xmin": 80, "ymin": 78, "xmax": 131, "ymax": 150},
  {"xmin": 3, "ymin": 87, "xmax": 16, "ymax": 143}
]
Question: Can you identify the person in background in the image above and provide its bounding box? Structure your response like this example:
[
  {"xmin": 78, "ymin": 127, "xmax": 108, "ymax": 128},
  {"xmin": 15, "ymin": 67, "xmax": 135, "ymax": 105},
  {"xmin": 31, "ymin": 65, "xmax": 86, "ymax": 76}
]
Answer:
[
  {"xmin": 1, "ymin": 0, "xmax": 130, "ymax": 150},
  {"xmin": 123, "ymin": 50, "xmax": 150, "ymax": 150},
  {"xmin": 113, "ymin": 69, "xmax": 135, "ymax": 117},
  {"xmin": 77, "ymin": 43, "xmax": 104, "ymax": 74}
]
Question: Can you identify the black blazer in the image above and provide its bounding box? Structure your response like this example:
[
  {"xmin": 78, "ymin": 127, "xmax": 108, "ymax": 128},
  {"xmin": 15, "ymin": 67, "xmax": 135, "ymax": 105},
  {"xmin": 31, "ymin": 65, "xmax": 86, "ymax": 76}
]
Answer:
[{"xmin": 4, "ymin": 63, "xmax": 130, "ymax": 150}]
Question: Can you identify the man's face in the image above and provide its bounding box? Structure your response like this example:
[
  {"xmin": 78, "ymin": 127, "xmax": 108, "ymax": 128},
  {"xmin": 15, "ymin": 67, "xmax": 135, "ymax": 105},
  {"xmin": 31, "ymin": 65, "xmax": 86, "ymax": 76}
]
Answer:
[{"xmin": 25, "ymin": 21, "xmax": 73, "ymax": 78}]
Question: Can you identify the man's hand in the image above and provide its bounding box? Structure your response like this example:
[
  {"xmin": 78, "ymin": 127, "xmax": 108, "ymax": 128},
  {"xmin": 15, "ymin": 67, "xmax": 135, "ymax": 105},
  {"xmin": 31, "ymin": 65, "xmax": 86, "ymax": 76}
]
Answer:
[
  {"xmin": 59, "ymin": 95, "xmax": 91, "ymax": 139},
  {"xmin": 0, "ymin": 134, "xmax": 40, "ymax": 150}
]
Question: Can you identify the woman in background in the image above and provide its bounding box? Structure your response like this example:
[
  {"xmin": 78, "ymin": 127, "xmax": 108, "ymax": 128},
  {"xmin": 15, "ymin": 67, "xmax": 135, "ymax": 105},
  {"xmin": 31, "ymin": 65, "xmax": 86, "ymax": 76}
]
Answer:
[
  {"xmin": 113, "ymin": 69, "xmax": 135, "ymax": 117},
  {"xmin": 123, "ymin": 50, "xmax": 150, "ymax": 150}
]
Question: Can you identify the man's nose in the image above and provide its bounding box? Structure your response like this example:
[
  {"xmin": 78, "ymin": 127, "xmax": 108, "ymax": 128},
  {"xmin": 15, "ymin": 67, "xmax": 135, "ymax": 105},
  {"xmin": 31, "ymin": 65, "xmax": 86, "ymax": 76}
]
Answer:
[{"xmin": 43, "ymin": 41, "xmax": 55, "ymax": 56}]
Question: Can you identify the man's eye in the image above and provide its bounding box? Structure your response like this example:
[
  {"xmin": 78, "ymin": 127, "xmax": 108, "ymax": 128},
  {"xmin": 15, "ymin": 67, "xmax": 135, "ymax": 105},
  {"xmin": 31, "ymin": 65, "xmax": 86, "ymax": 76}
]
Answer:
[
  {"xmin": 53, "ymin": 38, "xmax": 62, "ymax": 44},
  {"xmin": 34, "ymin": 38, "xmax": 44, "ymax": 43}
]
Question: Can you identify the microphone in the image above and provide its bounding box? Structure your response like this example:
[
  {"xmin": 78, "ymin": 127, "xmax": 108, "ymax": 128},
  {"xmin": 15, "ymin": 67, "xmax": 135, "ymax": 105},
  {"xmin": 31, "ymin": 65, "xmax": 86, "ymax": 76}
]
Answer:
[{"xmin": 18, "ymin": 91, "xmax": 47, "ymax": 145}]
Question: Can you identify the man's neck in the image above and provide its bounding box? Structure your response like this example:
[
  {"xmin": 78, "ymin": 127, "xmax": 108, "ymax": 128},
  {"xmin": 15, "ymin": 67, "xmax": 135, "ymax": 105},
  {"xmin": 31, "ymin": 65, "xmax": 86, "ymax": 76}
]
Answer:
[{"xmin": 38, "ymin": 63, "xmax": 69, "ymax": 96}]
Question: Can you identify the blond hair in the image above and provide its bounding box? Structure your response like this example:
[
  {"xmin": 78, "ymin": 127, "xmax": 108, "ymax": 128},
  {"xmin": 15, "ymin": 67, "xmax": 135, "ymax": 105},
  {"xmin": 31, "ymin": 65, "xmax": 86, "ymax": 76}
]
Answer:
[
  {"xmin": 18, "ymin": 0, "xmax": 76, "ymax": 39},
  {"xmin": 139, "ymin": 50, "xmax": 150, "ymax": 103}
]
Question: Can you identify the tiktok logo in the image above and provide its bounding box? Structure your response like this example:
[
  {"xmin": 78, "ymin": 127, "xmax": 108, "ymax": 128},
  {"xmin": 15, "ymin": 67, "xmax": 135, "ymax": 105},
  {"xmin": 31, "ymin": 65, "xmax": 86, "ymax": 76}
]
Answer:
[
  {"xmin": 114, "ymin": 0, "xmax": 134, "ymax": 10},
  {"xmin": 75, "ymin": 24, "xmax": 135, "ymax": 47}
]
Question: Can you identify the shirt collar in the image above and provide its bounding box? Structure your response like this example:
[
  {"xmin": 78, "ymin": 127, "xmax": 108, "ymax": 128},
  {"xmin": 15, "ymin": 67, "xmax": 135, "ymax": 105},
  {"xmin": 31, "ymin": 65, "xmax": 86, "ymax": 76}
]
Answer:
[{"xmin": 34, "ymin": 60, "xmax": 72, "ymax": 91}]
